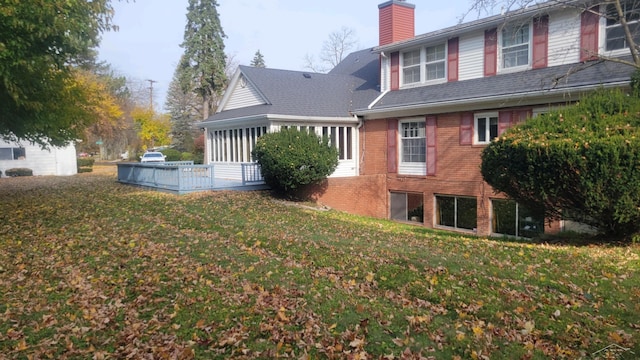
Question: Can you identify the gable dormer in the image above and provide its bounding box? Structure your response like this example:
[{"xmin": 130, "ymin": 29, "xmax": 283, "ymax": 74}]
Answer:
[{"xmin": 219, "ymin": 72, "xmax": 268, "ymax": 112}]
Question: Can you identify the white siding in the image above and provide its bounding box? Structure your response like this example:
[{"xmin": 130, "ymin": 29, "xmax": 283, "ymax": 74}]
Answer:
[
  {"xmin": 223, "ymin": 76, "xmax": 265, "ymax": 111},
  {"xmin": 458, "ymin": 32, "xmax": 485, "ymax": 81},
  {"xmin": 212, "ymin": 163, "xmax": 243, "ymax": 180},
  {"xmin": 0, "ymin": 140, "xmax": 77, "ymax": 176},
  {"xmin": 548, "ymin": 8, "xmax": 582, "ymax": 67},
  {"xmin": 332, "ymin": 160, "xmax": 357, "ymax": 177}
]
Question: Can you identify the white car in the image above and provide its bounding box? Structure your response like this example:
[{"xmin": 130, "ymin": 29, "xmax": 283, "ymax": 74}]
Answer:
[{"xmin": 140, "ymin": 151, "xmax": 166, "ymax": 163}]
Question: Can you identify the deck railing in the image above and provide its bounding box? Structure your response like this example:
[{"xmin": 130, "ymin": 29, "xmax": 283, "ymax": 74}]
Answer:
[{"xmin": 117, "ymin": 162, "xmax": 264, "ymax": 194}]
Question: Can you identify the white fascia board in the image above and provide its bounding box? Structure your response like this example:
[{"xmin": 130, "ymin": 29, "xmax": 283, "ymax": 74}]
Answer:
[
  {"xmin": 354, "ymin": 81, "xmax": 629, "ymax": 119},
  {"xmin": 197, "ymin": 115, "xmax": 269, "ymax": 129},
  {"xmin": 197, "ymin": 114, "xmax": 358, "ymax": 129},
  {"xmin": 267, "ymin": 114, "xmax": 358, "ymax": 124}
]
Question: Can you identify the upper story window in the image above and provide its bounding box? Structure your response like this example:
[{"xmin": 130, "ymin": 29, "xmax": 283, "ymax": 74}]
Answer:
[
  {"xmin": 402, "ymin": 49, "xmax": 421, "ymax": 84},
  {"xmin": 501, "ymin": 23, "xmax": 531, "ymax": 69},
  {"xmin": 400, "ymin": 120, "xmax": 426, "ymax": 163},
  {"xmin": 605, "ymin": 0, "xmax": 640, "ymax": 51},
  {"xmin": 425, "ymin": 44, "xmax": 446, "ymax": 80},
  {"xmin": 401, "ymin": 43, "xmax": 447, "ymax": 86},
  {"xmin": 0, "ymin": 147, "xmax": 25, "ymax": 160},
  {"xmin": 475, "ymin": 113, "xmax": 498, "ymax": 144}
]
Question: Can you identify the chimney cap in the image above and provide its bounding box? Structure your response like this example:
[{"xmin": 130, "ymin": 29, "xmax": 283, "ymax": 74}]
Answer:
[{"xmin": 378, "ymin": 0, "xmax": 415, "ymax": 10}]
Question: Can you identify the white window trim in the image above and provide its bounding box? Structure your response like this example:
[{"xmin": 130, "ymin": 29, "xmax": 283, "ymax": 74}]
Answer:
[
  {"xmin": 474, "ymin": 112, "xmax": 499, "ymax": 145},
  {"xmin": 400, "ymin": 43, "xmax": 448, "ymax": 87},
  {"xmin": 401, "ymin": 48, "xmax": 422, "ymax": 86},
  {"xmin": 498, "ymin": 22, "xmax": 532, "ymax": 73},
  {"xmin": 398, "ymin": 118, "xmax": 427, "ymax": 175}
]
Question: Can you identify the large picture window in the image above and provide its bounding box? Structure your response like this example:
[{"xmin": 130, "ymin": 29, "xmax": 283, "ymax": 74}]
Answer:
[
  {"xmin": 501, "ymin": 23, "xmax": 530, "ymax": 69},
  {"xmin": 606, "ymin": 0, "xmax": 640, "ymax": 51},
  {"xmin": 492, "ymin": 199, "xmax": 544, "ymax": 238},
  {"xmin": 474, "ymin": 113, "xmax": 498, "ymax": 144},
  {"xmin": 0, "ymin": 147, "xmax": 26, "ymax": 160},
  {"xmin": 436, "ymin": 195, "xmax": 477, "ymax": 231}
]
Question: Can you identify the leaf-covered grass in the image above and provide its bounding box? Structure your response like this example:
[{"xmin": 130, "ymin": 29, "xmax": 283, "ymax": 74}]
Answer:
[{"xmin": 0, "ymin": 165, "xmax": 638, "ymax": 359}]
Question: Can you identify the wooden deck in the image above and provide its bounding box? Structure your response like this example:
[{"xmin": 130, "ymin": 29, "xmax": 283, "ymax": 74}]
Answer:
[{"xmin": 117, "ymin": 162, "xmax": 268, "ymax": 194}]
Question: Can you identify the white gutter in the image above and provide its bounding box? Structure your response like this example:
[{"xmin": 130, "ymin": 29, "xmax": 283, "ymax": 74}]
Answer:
[
  {"xmin": 354, "ymin": 81, "xmax": 630, "ymax": 117},
  {"xmin": 197, "ymin": 113, "xmax": 358, "ymax": 128}
]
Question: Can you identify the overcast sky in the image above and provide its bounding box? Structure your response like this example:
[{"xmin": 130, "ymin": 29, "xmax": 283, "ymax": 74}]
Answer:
[{"xmin": 97, "ymin": 0, "xmax": 480, "ymax": 110}]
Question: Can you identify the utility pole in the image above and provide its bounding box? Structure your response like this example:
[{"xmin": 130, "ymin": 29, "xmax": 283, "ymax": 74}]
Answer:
[{"xmin": 146, "ymin": 79, "xmax": 157, "ymax": 111}]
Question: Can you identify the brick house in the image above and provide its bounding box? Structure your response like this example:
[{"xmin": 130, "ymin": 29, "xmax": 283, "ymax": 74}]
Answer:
[{"xmin": 201, "ymin": 0, "xmax": 637, "ymax": 237}]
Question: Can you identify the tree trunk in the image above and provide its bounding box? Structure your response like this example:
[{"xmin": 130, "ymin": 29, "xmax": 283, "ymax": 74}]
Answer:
[{"xmin": 202, "ymin": 96, "xmax": 209, "ymax": 120}]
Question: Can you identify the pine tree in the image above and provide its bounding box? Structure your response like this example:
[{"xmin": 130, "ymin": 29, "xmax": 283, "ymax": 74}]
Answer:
[
  {"xmin": 181, "ymin": 0, "xmax": 227, "ymax": 120},
  {"xmin": 251, "ymin": 50, "xmax": 266, "ymax": 68},
  {"xmin": 165, "ymin": 56, "xmax": 201, "ymax": 152}
]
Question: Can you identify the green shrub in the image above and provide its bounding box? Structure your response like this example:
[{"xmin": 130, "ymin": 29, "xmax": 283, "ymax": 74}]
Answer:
[
  {"xmin": 77, "ymin": 158, "xmax": 95, "ymax": 168},
  {"xmin": 481, "ymin": 88, "xmax": 640, "ymax": 240},
  {"xmin": 252, "ymin": 128, "xmax": 338, "ymax": 196},
  {"xmin": 181, "ymin": 152, "xmax": 195, "ymax": 161},
  {"xmin": 77, "ymin": 157, "xmax": 94, "ymax": 173},
  {"xmin": 160, "ymin": 148, "xmax": 181, "ymax": 162},
  {"xmin": 6, "ymin": 168, "xmax": 33, "ymax": 177}
]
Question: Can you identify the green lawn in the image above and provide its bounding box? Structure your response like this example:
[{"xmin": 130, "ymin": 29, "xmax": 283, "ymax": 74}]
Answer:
[{"xmin": 0, "ymin": 167, "xmax": 638, "ymax": 359}]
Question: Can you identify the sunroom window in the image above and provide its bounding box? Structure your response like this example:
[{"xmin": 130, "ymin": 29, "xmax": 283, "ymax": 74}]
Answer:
[
  {"xmin": 501, "ymin": 23, "xmax": 530, "ymax": 69},
  {"xmin": 606, "ymin": 0, "xmax": 640, "ymax": 51}
]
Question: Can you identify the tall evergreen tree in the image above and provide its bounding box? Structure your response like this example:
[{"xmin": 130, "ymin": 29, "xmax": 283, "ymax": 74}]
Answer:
[
  {"xmin": 180, "ymin": 0, "xmax": 227, "ymax": 120},
  {"xmin": 251, "ymin": 50, "xmax": 266, "ymax": 68},
  {"xmin": 165, "ymin": 55, "xmax": 201, "ymax": 152}
]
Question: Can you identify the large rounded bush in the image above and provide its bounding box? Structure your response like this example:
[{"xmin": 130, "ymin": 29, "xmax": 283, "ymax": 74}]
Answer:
[
  {"xmin": 252, "ymin": 128, "xmax": 339, "ymax": 195},
  {"xmin": 481, "ymin": 89, "xmax": 640, "ymax": 239}
]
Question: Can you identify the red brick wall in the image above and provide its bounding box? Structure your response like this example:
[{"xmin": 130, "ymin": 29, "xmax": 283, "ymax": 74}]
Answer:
[
  {"xmin": 359, "ymin": 119, "xmax": 389, "ymax": 176},
  {"xmin": 302, "ymin": 175, "xmax": 388, "ymax": 218},
  {"xmin": 306, "ymin": 112, "xmax": 562, "ymax": 237}
]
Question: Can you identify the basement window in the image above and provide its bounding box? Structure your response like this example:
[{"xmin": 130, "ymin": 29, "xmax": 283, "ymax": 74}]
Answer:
[
  {"xmin": 390, "ymin": 192, "xmax": 424, "ymax": 223},
  {"xmin": 491, "ymin": 199, "xmax": 544, "ymax": 238},
  {"xmin": 435, "ymin": 195, "xmax": 477, "ymax": 231}
]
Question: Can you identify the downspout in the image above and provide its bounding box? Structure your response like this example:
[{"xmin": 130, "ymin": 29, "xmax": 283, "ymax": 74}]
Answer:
[
  {"xmin": 368, "ymin": 90, "xmax": 389, "ymax": 110},
  {"xmin": 355, "ymin": 114, "xmax": 364, "ymax": 176}
]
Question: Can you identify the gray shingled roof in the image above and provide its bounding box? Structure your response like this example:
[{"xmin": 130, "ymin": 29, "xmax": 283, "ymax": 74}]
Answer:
[
  {"xmin": 362, "ymin": 58, "xmax": 636, "ymax": 113},
  {"xmin": 208, "ymin": 48, "xmax": 380, "ymax": 122}
]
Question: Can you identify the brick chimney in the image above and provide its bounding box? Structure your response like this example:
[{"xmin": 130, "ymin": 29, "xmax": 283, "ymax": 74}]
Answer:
[{"xmin": 378, "ymin": 0, "xmax": 415, "ymax": 46}]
